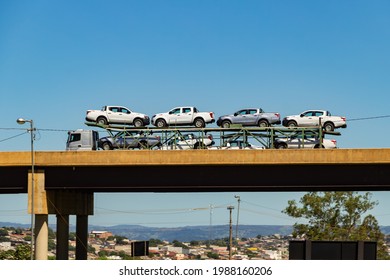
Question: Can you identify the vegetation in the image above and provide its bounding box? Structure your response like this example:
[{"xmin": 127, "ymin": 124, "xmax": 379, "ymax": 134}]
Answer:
[
  {"xmin": 172, "ymin": 240, "xmax": 189, "ymax": 249},
  {"xmin": 206, "ymin": 251, "xmax": 219, "ymax": 259},
  {"xmin": 0, "ymin": 244, "xmax": 31, "ymax": 260},
  {"xmin": 149, "ymin": 238, "xmax": 164, "ymax": 247},
  {"xmin": 283, "ymin": 191, "xmax": 389, "ymax": 259}
]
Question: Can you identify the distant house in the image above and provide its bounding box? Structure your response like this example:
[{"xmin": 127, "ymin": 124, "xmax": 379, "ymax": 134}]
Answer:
[
  {"xmin": 263, "ymin": 249, "xmax": 282, "ymax": 260},
  {"xmin": 0, "ymin": 242, "xmax": 12, "ymax": 251},
  {"xmin": 161, "ymin": 246, "xmax": 183, "ymax": 254},
  {"xmin": 90, "ymin": 231, "xmax": 113, "ymax": 239}
]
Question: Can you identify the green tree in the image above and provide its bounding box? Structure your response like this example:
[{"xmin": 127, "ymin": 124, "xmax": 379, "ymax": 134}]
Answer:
[
  {"xmin": 283, "ymin": 191, "xmax": 389, "ymax": 259},
  {"xmin": 0, "ymin": 236, "xmax": 10, "ymax": 242},
  {"xmin": 14, "ymin": 244, "xmax": 31, "ymax": 260},
  {"xmin": 48, "ymin": 239, "xmax": 56, "ymax": 251},
  {"xmin": 172, "ymin": 240, "xmax": 189, "ymax": 249},
  {"xmin": 69, "ymin": 232, "xmax": 76, "ymax": 241},
  {"xmin": 13, "ymin": 228, "xmax": 23, "ymax": 235},
  {"xmin": 206, "ymin": 252, "xmax": 219, "ymax": 259},
  {"xmin": 0, "ymin": 244, "xmax": 31, "ymax": 260},
  {"xmin": 149, "ymin": 238, "xmax": 164, "ymax": 247},
  {"xmin": 190, "ymin": 240, "xmax": 200, "ymax": 246},
  {"xmin": 114, "ymin": 235, "xmax": 128, "ymax": 245},
  {"xmin": 98, "ymin": 250, "xmax": 108, "ymax": 258},
  {"xmin": 48, "ymin": 227, "xmax": 56, "ymax": 239}
]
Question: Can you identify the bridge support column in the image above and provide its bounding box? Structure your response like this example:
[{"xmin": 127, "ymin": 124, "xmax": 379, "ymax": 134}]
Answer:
[
  {"xmin": 49, "ymin": 191, "xmax": 93, "ymax": 260},
  {"xmin": 28, "ymin": 169, "xmax": 94, "ymax": 260},
  {"xmin": 35, "ymin": 214, "xmax": 48, "ymax": 260},
  {"xmin": 76, "ymin": 215, "xmax": 89, "ymax": 260},
  {"xmin": 56, "ymin": 214, "xmax": 69, "ymax": 260}
]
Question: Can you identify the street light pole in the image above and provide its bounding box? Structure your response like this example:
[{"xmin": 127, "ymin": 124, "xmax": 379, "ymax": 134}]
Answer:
[
  {"xmin": 227, "ymin": 205, "xmax": 234, "ymax": 260},
  {"xmin": 17, "ymin": 118, "xmax": 35, "ymax": 260}
]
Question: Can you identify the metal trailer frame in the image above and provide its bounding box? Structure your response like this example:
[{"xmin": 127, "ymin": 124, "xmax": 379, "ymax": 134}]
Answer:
[{"xmin": 85, "ymin": 122, "xmax": 340, "ymax": 150}]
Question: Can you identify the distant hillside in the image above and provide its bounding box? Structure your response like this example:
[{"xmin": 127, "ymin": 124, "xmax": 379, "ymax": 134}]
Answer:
[
  {"xmin": 0, "ymin": 222, "xmax": 291, "ymax": 241},
  {"xmin": 90, "ymin": 224, "xmax": 294, "ymax": 242},
  {"xmin": 2, "ymin": 222, "xmax": 390, "ymax": 242}
]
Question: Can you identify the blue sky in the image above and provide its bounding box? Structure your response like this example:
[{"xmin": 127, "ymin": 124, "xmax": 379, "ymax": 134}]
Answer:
[{"xmin": 1, "ymin": 0, "xmax": 390, "ymax": 228}]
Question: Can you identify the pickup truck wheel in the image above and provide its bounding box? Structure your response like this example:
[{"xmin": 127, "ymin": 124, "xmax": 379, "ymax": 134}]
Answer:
[
  {"xmin": 275, "ymin": 143, "xmax": 287, "ymax": 149},
  {"xmin": 97, "ymin": 117, "xmax": 108, "ymax": 125},
  {"xmin": 156, "ymin": 119, "xmax": 167, "ymax": 128},
  {"xmin": 194, "ymin": 118, "xmax": 205, "ymax": 128},
  {"xmin": 323, "ymin": 122, "xmax": 335, "ymax": 132},
  {"xmin": 221, "ymin": 120, "xmax": 231, "ymax": 128},
  {"xmin": 314, "ymin": 144, "xmax": 325, "ymax": 149},
  {"xmin": 139, "ymin": 141, "xmax": 150, "ymax": 149},
  {"xmin": 258, "ymin": 120, "xmax": 269, "ymax": 127},
  {"xmin": 102, "ymin": 142, "xmax": 112, "ymax": 150},
  {"xmin": 133, "ymin": 118, "xmax": 144, "ymax": 127},
  {"xmin": 287, "ymin": 120, "xmax": 297, "ymax": 128},
  {"xmin": 194, "ymin": 143, "xmax": 204, "ymax": 149}
]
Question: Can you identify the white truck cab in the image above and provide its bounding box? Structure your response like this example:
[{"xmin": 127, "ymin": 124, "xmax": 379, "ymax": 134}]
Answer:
[{"xmin": 66, "ymin": 129, "xmax": 99, "ymax": 151}]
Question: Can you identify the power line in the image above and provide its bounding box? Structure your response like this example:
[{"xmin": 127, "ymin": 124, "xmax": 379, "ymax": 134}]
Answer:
[
  {"xmin": 348, "ymin": 115, "xmax": 390, "ymax": 122},
  {"xmin": 0, "ymin": 132, "xmax": 28, "ymax": 143}
]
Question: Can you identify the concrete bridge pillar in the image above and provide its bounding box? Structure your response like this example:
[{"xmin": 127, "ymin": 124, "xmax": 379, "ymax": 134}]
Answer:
[
  {"xmin": 56, "ymin": 214, "xmax": 69, "ymax": 260},
  {"xmin": 35, "ymin": 214, "xmax": 48, "ymax": 260},
  {"xmin": 76, "ymin": 215, "xmax": 89, "ymax": 260},
  {"xmin": 29, "ymin": 170, "xmax": 93, "ymax": 260}
]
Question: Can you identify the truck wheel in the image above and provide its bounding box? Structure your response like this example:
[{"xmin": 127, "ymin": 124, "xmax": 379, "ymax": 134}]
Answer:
[
  {"xmin": 133, "ymin": 118, "xmax": 144, "ymax": 127},
  {"xmin": 97, "ymin": 117, "xmax": 108, "ymax": 125},
  {"xmin": 323, "ymin": 122, "xmax": 335, "ymax": 132},
  {"xmin": 156, "ymin": 119, "xmax": 167, "ymax": 128},
  {"xmin": 287, "ymin": 120, "xmax": 297, "ymax": 128},
  {"xmin": 194, "ymin": 143, "xmax": 204, "ymax": 149},
  {"xmin": 258, "ymin": 119, "xmax": 269, "ymax": 128},
  {"xmin": 139, "ymin": 141, "xmax": 150, "ymax": 149},
  {"xmin": 194, "ymin": 118, "xmax": 205, "ymax": 128},
  {"xmin": 314, "ymin": 144, "xmax": 325, "ymax": 149},
  {"xmin": 275, "ymin": 143, "xmax": 287, "ymax": 149},
  {"xmin": 221, "ymin": 120, "xmax": 231, "ymax": 128},
  {"xmin": 102, "ymin": 142, "xmax": 112, "ymax": 150}
]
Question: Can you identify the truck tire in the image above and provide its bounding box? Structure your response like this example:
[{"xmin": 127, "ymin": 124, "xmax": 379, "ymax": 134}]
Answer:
[
  {"xmin": 323, "ymin": 122, "xmax": 335, "ymax": 132},
  {"xmin": 156, "ymin": 119, "xmax": 167, "ymax": 128},
  {"xmin": 221, "ymin": 120, "xmax": 231, "ymax": 128},
  {"xmin": 138, "ymin": 141, "xmax": 150, "ymax": 149},
  {"xmin": 275, "ymin": 142, "xmax": 287, "ymax": 149},
  {"xmin": 194, "ymin": 118, "xmax": 205, "ymax": 128},
  {"xmin": 258, "ymin": 119, "xmax": 269, "ymax": 128},
  {"xmin": 314, "ymin": 144, "xmax": 325, "ymax": 149},
  {"xmin": 102, "ymin": 142, "xmax": 112, "ymax": 150},
  {"xmin": 97, "ymin": 117, "xmax": 108, "ymax": 125},
  {"xmin": 133, "ymin": 118, "xmax": 144, "ymax": 127},
  {"xmin": 287, "ymin": 120, "xmax": 297, "ymax": 128}
]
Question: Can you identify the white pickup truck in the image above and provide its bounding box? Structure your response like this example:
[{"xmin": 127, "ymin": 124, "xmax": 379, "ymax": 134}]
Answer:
[
  {"xmin": 151, "ymin": 106, "xmax": 215, "ymax": 128},
  {"xmin": 85, "ymin": 105, "xmax": 150, "ymax": 127},
  {"xmin": 282, "ymin": 110, "xmax": 347, "ymax": 131}
]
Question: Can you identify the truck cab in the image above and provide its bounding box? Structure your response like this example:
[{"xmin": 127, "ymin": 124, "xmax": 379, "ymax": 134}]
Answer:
[{"xmin": 66, "ymin": 129, "xmax": 99, "ymax": 151}]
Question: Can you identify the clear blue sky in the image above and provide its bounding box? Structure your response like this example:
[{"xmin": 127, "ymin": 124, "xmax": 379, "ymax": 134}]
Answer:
[{"xmin": 1, "ymin": 0, "xmax": 390, "ymax": 228}]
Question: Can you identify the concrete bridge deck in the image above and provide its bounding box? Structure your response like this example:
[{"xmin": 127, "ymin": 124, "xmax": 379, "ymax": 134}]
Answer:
[
  {"xmin": 1, "ymin": 148, "xmax": 390, "ymax": 166},
  {"xmin": 1, "ymin": 149, "xmax": 390, "ymax": 193}
]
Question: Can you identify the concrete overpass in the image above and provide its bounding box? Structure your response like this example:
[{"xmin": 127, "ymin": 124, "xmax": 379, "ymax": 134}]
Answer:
[{"xmin": 1, "ymin": 149, "xmax": 390, "ymax": 259}]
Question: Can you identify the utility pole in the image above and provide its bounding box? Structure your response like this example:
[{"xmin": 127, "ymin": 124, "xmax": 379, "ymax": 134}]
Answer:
[
  {"xmin": 208, "ymin": 204, "xmax": 213, "ymax": 248},
  {"xmin": 234, "ymin": 195, "xmax": 241, "ymax": 246},
  {"xmin": 227, "ymin": 205, "xmax": 234, "ymax": 260}
]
